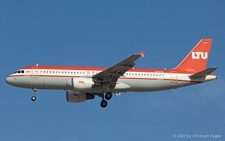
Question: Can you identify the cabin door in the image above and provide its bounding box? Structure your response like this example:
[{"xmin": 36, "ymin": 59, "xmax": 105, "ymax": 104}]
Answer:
[
  {"xmin": 171, "ymin": 71, "xmax": 177, "ymax": 83},
  {"xmin": 31, "ymin": 66, "xmax": 38, "ymax": 78}
]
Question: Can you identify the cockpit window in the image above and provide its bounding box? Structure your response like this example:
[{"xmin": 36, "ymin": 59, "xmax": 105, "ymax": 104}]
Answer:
[
  {"xmin": 15, "ymin": 70, "xmax": 25, "ymax": 73},
  {"xmin": 15, "ymin": 70, "xmax": 20, "ymax": 73}
]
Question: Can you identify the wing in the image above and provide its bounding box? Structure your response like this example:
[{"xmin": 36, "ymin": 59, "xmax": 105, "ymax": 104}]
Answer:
[{"xmin": 93, "ymin": 52, "xmax": 145, "ymax": 90}]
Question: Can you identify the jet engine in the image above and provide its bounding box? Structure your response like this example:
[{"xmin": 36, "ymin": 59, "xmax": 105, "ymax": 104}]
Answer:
[
  {"xmin": 66, "ymin": 90, "xmax": 94, "ymax": 102},
  {"xmin": 66, "ymin": 77, "xmax": 94, "ymax": 90}
]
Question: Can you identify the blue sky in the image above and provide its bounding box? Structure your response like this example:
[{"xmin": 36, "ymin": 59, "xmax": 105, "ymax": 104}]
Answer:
[{"xmin": 1, "ymin": 1, "xmax": 225, "ymax": 141}]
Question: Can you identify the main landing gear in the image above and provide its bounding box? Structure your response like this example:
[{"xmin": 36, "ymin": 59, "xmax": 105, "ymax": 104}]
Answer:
[
  {"xmin": 31, "ymin": 88, "xmax": 37, "ymax": 101},
  {"xmin": 99, "ymin": 92, "xmax": 113, "ymax": 108}
]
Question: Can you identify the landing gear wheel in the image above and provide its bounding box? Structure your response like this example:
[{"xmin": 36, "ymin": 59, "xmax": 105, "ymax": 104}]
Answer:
[
  {"xmin": 100, "ymin": 100, "xmax": 108, "ymax": 108},
  {"xmin": 105, "ymin": 92, "xmax": 112, "ymax": 100},
  {"xmin": 31, "ymin": 96, "xmax": 36, "ymax": 101}
]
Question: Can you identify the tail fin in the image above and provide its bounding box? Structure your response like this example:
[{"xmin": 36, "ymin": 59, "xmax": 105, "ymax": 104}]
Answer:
[{"xmin": 173, "ymin": 39, "xmax": 213, "ymax": 72}]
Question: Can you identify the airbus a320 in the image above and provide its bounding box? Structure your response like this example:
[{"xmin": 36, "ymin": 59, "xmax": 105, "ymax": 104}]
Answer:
[{"xmin": 6, "ymin": 39, "xmax": 217, "ymax": 108}]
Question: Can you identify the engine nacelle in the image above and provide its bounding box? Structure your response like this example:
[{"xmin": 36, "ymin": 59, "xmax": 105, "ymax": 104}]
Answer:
[
  {"xmin": 66, "ymin": 90, "xmax": 94, "ymax": 103},
  {"xmin": 66, "ymin": 77, "xmax": 94, "ymax": 90}
]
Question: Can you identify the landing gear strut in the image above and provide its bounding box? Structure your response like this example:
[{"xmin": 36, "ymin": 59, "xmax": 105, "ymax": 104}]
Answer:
[{"xmin": 31, "ymin": 88, "xmax": 37, "ymax": 101}]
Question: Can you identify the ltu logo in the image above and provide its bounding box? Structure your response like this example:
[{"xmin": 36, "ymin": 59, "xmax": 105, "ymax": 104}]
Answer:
[{"xmin": 192, "ymin": 52, "xmax": 208, "ymax": 59}]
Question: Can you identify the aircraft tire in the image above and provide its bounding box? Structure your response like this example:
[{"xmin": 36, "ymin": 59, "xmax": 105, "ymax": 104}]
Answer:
[
  {"xmin": 31, "ymin": 96, "xmax": 36, "ymax": 101},
  {"xmin": 105, "ymin": 92, "xmax": 112, "ymax": 100},
  {"xmin": 100, "ymin": 100, "xmax": 107, "ymax": 108}
]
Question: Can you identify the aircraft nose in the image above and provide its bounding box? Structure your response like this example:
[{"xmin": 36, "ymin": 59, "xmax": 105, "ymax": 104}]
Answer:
[{"xmin": 5, "ymin": 77, "xmax": 12, "ymax": 85}]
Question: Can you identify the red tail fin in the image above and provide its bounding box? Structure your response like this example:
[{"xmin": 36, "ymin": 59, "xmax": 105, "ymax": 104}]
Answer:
[{"xmin": 173, "ymin": 39, "xmax": 213, "ymax": 72}]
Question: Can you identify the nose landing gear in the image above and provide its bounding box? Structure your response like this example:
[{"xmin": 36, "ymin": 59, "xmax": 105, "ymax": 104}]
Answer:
[{"xmin": 31, "ymin": 88, "xmax": 37, "ymax": 101}]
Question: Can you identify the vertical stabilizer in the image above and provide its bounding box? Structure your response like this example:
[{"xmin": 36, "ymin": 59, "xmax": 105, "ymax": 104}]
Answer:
[{"xmin": 173, "ymin": 39, "xmax": 213, "ymax": 72}]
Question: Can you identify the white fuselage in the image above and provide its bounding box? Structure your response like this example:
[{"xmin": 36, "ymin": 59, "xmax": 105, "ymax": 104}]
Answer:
[{"xmin": 5, "ymin": 66, "xmax": 216, "ymax": 93}]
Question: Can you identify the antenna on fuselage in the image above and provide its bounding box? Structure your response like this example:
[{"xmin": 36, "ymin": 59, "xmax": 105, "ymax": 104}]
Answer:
[{"xmin": 36, "ymin": 63, "xmax": 38, "ymax": 66}]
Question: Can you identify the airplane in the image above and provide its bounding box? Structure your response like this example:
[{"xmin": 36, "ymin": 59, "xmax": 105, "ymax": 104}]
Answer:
[{"xmin": 5, "ymin": 38, "xmax": 217, "ymax": 108}]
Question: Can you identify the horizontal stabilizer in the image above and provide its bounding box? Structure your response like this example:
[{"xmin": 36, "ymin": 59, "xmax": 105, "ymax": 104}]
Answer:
[{"xmin": 190, "ymin": 67, "xmax": 217, "ymax": 78}]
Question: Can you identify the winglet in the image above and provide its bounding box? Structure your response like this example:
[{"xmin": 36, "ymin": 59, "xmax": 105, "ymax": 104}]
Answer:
[{"xmin": 139, "ymin": 51, "xmax": 145, "ymax": 57}]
